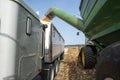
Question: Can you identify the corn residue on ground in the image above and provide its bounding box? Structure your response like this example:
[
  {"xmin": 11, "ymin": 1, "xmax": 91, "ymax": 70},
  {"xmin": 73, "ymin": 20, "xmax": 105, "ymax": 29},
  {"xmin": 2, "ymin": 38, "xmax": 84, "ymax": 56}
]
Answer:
[{"xmin": 55, "ymin": 46, "xmax": 96, "ymax": 80}]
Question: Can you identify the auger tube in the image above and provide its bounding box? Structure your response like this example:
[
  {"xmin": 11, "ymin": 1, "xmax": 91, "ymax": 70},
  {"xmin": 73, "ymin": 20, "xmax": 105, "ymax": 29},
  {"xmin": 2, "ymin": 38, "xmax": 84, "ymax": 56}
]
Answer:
[{"xmin": 44, "ymin": 7, "xmax": 84, "ymax": 31}]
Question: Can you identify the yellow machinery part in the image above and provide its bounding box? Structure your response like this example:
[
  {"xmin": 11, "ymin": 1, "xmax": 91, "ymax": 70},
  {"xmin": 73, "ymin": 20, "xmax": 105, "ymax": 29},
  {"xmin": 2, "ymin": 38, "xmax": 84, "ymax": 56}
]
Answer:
[{"xmin": 81, "ymin": 49, "xmax": 85, "ymax": 67}]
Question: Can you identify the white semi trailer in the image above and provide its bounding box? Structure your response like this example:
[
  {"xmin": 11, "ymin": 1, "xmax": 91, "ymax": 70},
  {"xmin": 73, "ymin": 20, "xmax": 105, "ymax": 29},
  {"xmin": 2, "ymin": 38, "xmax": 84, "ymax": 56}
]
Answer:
[
  {"xmin": 41, "ymin": 20, "xmax": 64, "ymax": 80},
  {"xmin": 0, "ymin": 0, "xmax": 64, "ymax": 80}
]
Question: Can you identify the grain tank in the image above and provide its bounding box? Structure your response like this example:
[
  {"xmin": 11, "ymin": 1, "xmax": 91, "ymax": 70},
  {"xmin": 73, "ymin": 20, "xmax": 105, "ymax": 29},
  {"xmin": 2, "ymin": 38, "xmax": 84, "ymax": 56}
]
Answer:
[{"xmin": 43, "ymin": 0, "xmax": 120, "ymax": 80}]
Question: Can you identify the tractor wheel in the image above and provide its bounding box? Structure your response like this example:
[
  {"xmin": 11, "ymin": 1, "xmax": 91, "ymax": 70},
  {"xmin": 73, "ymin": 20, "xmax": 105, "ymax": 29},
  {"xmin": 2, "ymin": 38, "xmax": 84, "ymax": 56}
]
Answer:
[
  {"xmin": 78, "ymin": 46, "xmax": 96, "ymax": 69},
  {"xmin": 96, "ymin": 41, "xmax": 120, "ymax": 80}
]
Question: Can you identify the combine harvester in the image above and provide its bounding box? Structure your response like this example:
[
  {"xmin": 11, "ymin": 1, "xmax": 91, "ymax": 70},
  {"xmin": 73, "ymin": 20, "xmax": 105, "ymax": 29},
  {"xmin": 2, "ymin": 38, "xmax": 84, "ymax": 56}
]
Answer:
[
  {"xmin": 43, "ymin": 0, "xmax": 120, "ymax": 80},
  {"xmin": 0, "ymin": 0, "xmax": 64, "ymax": 80}
]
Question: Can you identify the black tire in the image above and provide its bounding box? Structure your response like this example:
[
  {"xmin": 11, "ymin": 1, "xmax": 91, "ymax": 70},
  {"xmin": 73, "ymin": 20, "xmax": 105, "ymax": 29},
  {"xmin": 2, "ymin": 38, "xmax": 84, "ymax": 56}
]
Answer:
[
  {"xmin": 96, "ymin": 41, "xmax": 120, "ymax": 80},
  {"xmin": 60, "ymin": 52, "xmax": 64, "ymax": 60},
  {"xmin": 78, "ymin": 46, "xmax": 96, "ymax": 69}
]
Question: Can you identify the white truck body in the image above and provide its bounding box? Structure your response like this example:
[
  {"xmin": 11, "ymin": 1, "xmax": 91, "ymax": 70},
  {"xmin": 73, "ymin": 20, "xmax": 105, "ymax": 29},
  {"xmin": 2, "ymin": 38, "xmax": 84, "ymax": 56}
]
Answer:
[
  {"xmin": 0, "ymin": 0, "xmax": 64, "ymax": 80},
  {"xmin": 0, "ymin": 0, "xmax": 44, "ymax": 80},
  {"xmin": 41, "ymin": 21, "xmax": 64, "ymax": 63}
]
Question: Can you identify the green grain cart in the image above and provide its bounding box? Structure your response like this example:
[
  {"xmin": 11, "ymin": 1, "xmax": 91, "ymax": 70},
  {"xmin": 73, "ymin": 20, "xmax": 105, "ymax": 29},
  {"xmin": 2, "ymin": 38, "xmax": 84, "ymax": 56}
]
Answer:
[{"xmin": 43, "ymin": 0, "xmax": 120, "ymax": 80}]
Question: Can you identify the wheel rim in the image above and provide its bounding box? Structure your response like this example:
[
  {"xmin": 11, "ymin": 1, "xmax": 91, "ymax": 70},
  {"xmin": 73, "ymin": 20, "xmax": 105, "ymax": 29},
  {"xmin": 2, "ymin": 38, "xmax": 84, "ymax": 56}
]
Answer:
[
  {"xmin": 81, "ymin": 49, "xmax": 85, "ymax": 67},
  {"xmin": 50, "ymin": 68, "xmax": 54, "ymax": 80},
  {"xmin": 104, "ymin": 77, "xmax": 114, "ymax": 80},
  {"xmin": 55, "ymin": 62, "xmax": 59, "ymax": 74}
]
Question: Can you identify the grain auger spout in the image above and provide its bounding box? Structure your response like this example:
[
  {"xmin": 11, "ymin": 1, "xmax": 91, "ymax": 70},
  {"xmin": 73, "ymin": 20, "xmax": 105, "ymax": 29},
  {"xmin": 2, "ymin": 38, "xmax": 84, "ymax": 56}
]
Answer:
[{"xmin": 42, "ymin": 7, "xmax": 84, "ymax": 31}]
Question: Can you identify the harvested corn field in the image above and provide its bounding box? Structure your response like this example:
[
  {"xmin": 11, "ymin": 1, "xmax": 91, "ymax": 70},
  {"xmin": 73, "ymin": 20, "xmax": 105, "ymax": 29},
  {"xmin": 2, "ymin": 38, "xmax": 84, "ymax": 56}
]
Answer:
[{"xmin": 55, "ymin": 46, "xmax": 96, "ymax": 80}]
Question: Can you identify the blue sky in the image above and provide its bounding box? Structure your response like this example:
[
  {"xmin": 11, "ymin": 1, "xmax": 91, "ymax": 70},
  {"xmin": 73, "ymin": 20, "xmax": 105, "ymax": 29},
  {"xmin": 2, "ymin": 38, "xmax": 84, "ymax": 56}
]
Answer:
[{"xmin": 24, "ymin": 0, "xmax": 85, "ymax": 45}]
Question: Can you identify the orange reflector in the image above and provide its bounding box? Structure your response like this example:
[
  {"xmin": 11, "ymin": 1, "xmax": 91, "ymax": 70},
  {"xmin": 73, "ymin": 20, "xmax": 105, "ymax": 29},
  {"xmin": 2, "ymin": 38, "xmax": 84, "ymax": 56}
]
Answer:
[{"xmin": 42, "ymin": 16, "xmax": 51, "ymax": 22}]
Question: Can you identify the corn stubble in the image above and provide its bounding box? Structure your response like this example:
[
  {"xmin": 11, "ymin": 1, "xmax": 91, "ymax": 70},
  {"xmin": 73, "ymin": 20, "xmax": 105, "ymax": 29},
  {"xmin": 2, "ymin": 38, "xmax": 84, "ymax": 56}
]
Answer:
[{"xmin": 55, "ymin": 46, "xmax": 96, "ymax": 80}]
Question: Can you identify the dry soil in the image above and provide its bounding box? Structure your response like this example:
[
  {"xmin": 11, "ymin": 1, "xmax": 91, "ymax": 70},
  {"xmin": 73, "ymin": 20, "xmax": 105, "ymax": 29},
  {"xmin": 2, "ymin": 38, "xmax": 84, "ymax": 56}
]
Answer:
[{"xmin": 55, "ymin": 46, "xmax": 96, "ymax": 80}]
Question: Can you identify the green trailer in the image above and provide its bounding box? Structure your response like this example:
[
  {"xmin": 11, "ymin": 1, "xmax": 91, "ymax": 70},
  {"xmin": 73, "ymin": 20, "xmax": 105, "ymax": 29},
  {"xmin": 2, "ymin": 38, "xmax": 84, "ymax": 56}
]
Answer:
[{"xmin": 43, "ymin": 0, "xmax": 120, "ymax": 80}]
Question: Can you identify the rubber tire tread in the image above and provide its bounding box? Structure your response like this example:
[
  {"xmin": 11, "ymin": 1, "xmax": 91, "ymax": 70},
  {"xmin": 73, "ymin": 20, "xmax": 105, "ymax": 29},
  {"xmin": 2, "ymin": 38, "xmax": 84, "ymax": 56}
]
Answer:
[
  {"xmin": 82, "ymin": 46, "xmax": 96, "ymax": 69},
  {"xmin": 96, "ymin": 41, "xmax": 120, "ymax": 80}
]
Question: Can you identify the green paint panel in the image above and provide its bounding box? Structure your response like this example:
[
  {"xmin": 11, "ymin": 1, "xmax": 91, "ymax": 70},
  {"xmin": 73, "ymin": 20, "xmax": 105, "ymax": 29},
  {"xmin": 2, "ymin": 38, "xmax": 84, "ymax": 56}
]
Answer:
[
  {"xmin": 80, "ymin": 0, "xmax": 120, "ymax": 46},
  {"xmin": 80, "ymin": 0, "xmax": 89, "ymax": 18},
  {"xmin": 95, "ymin": 30, "xmax": 120, "ymax": 46},
  {"xmin": 91, "ymin": 22, "xmax": 120, "ymax": 40}
]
